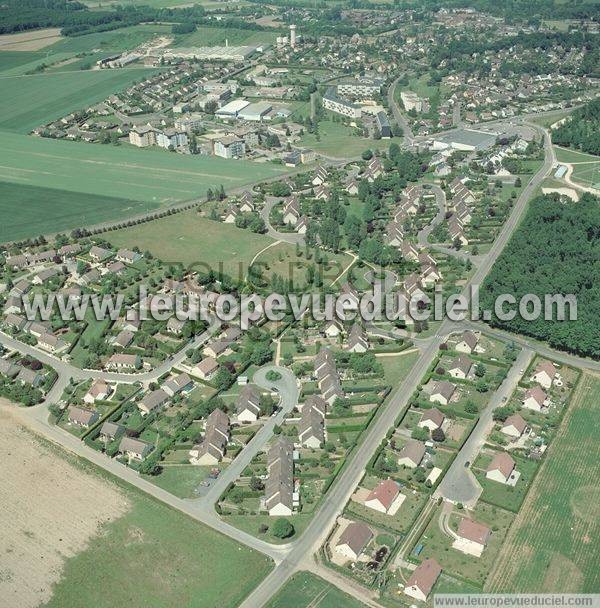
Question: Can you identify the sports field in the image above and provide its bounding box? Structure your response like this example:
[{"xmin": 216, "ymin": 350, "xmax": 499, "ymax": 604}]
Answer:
[
  {"xmin": 266, "ymin": 571, "xmax": 366, "ymax": 608},
  {"xmin": 107, "ymin": 211, "xmax": 275, "ymax": 275},
  {"xmin": 554, "ymin": 147, "xmax": 600, "ymax": 189},
  {"xmin": 486, "ymin": 372, "xmax": 599, "ymax": 593}
]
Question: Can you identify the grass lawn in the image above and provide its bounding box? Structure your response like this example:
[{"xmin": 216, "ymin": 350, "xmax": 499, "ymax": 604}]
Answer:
[
  {"xmin": 0, "ymin": 69, "xmax": 158, "ymax": 133},
  {"xmin": 141, "ymin": 465, "xmax": 215, "ymax": 498},
  {"xmin": 297, "ymin": 119, "xmax": 385, "ymax": 158},
  {"xmin": 0, "ymin": 181, "xmax": 160, "ymax": 243},
  {"xmin": 554, "ymin": 145, "xmax": 599, "ymax": 164},
  {"xmin": 45, "ymin": 495, "xmax": 272, "ymax": 608},
  {"xmin": 252, "ymin": 242, "xmax": 353, "ymax": 288},
  {"xmin": 266, "ymin": 571, "xmax": 367, "ymax": 608},
  {"xmin": 0, "ymin": 131, "xmax": 285, "ymax": 204},
  {"xmin": 34, "ymin": 436, "xmax": 272, "ymax": 608},
  {"xmin": 487, "ymin": 373, "xmax": 599, "ymax": 593},
  {"xmin": 107, "ymin": 211, "xmax": 275, "ymax": 274},
  {"xmin": 413, "ymin": 502, "xmax": 514, "ymax": 586},
  {"xmin": 380, "ymin": 351, "xmax": 420, "ymax": 386},
  {"xmin": 223, "ymin": 513, "xmax": 313, "ymax": 545}
]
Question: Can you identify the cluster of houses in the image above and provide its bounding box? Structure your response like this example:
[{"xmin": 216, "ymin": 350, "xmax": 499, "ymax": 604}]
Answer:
[
  {"xmin": 263, "ymin": 436, "xmax": 298, "ymax": 516},
  {"xmin": 189, "ymin": 408, "xmax": 231, "ymax": 465},
  {"xmin": 446, "ymin": 177, "xmax": 476, "ymax": 246},
  {"xmin": 313, "ymin": 347, "xmax": 344, "ymax": 406}
]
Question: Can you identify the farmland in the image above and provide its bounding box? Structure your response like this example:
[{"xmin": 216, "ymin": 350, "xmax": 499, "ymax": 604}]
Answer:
[
  {"xmin": 266, "ymin": 571, "xmax": 367, "ymax": 608},
  {"xmin": 107, "ymin": 211, "xmax": 276, "ymax": 275},
  {"xmin": 1, "ymin": 404, "xmax": 272, "ymax": 608},
  {"xmin": 0, "ymin": 181, "xmax": 158, "ymax": 243},
  {"xmin": 0, "ymin": 131, "xmax": 286, "ymax": 242},
  {"xmin": 176, "ymin": 26, "xmax": 277, "ymax": 47},
  {"xmin": 486, "ymin": 373, "xmax": 599, "ymax": 593},
  {"xmin": 0, "ymin": 69, "xmax": 158, "ymax": 133},
  {"xmin": 0, "ymin": 132, "xmax": 284, "ymax": 202}
]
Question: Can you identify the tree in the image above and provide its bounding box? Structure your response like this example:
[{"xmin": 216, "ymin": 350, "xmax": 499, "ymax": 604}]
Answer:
[
  {"xmin": 214, "ymin": 366, "xmax": 234, "ymax": 390},
  {"xmin": 412, "ymin": 427, "xmax": 429, "ymax": 441},
  {"xmin": 271, "ymin": 518, "xmax": 294, "ymax": 539},
  {"xmin": 361, "ymin": 149, "xmax": 373, "ymax": 160},
  {"xmin": 474, "ymin": 363, "xmax": 487, "ymax": 377},
  {"xmin": 431, "ymin": 427, "xmax": 446, "ymax": 442},
  {"xmin": 493, "ymin": 406, "xmax": 512, "ymax": 422},
  {"xmin": 464, "ymin": 400, "xmax": 479, "ymax": 414},
  {"xmin": 250, "ymin": 476, "xmax": 264, "ymax": 491}
]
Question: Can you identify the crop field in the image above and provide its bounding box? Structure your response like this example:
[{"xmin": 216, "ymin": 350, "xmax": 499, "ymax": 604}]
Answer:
[
  {"xmin": 107, "ymin": 211, "xmax": 275, "ymax": 275},
  {"xmin": 0, "ymin": 69, "xmax": 157, "ymax": 133},
  {"xmin": 266, "ymin": 571, "xmax": 366, "ymax": 608},
  {"xmin": 0, "ymin": 28, "xmax": 63, "ymax": 51},
  {"xmin": 0, "ymin": 181, "xmax": 159, "ymax": 243},
  {"xmin": 1, "ymin": 403, "xmax": 272, "ymax": 608},
  {"xmin": 486, "ymin": 372, "xmax": 599, "ymax": 593},
  {"xmin": 176, "ymin": 26, "xmax": 277, "ymax": 47}
]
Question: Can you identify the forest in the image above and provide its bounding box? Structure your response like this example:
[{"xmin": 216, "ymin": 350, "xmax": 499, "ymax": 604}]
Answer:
[
  {"xmin": 552, "ymin": 99, "xmax": 600, "ymax": 156},
  {"xmin": 480, "ymin": 193, "xmax": 600, "ymax": 359}
]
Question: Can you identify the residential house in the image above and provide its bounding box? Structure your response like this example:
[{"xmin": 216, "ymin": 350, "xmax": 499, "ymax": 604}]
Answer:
[
  {"xmin": 113, "ymin": 330, "xmax": 134, "ymax": 349},
  {"xmin": 404, "ymin": 558, "xmax": 442, "ymax": 602},
  {"xmin": 452, "ymin": 518, "xmax": 492, "ymax": 557},
  {"xmin": 0, "ymin": 359, "xmax": 19, "ymax": 378},
  {"xmin": 298, "ymin": 406, "xmax": 325, "ymax": 448},
  {"xmin": 189, "ymin": 409, "xmax": 230, "ymax": 465},
  {"xmin": 89, "ymin": 246, "xmax": 113, "ymax": 263},
  {"xmin": 335, "ymin": 521, "xmax": 373, "ymax": 561},
  {"xmin": 522, "ymin": 386, "xmax": 547, "ymax": 412},
  {"xmin": 162, "ymin": 373, "xmax": 193, "ymax": 397},
  {"xmin": 455, "ymin": 330, "xmax": 480, "ymax": 354},
  {"xmin": 347, "ymin": 322, "xmax": 368, "ymax": 353},
  {"xmin": 531, "ymin": 361, "xmax": 556, "ymax": 389},
  {"xmin": 398, "ymin": 440, "xmax": 426, "ymax": 468},
  {"xmin": 84, "ymin": 379, "xmax": 112, "ymax": 404},
  {"xmin": 193, "ymin": 357, "xmax": 219, "ymax": 381},
  {"xmin": 418, "ymin": 408, "xmax": 445, "ymax": 431},
  {"xmin": 429, "ymin": 380, "xmax": 456, "ymax": 405},
  {"xmin": 486, "ymin": 452, "xmax": 516, "ymax": 484},
  {"xmin": 364, "ymin": 479, "xmax": 402, "ymax": 515},
  {"xmin": 17, "ymin": 368, "xmax": 44, "ymax": 388},
  {"xmin": 264, "ymin": 437, "xmax": 295, "ymax": 516},
  {"xmin": 323, "ymin": 319, "xmax": 343, "ymax": 338},
  {"xmin": 99, "ymin": 421, "xmax": 125, "ymax": 443},
  {"xmin": 447, "ymin": 355, "xmax": 473, "ymax": 379},
  {"xmin": 116, "ymin": 249, "xmax": 142, "ymax": 264},
  {"xmin": 223, "ymin": 204, "xmax": 240, "ymax": 224},
  {"xmin": 119, "ymin": 436, "xmax": 153, "ymax": 460},
  {"xmin": 501, "ymin": 413, "xmax": 527, "ymax": 439},
  {"xmin": 106, "ymin": 354, "xmax": 140, "ymax": 370},
  {"xmin": 237, "ymin": 385, "xmax": 261, "ymax": 422},
  {"xmin": 67, "ymin": 405, "xmax": 99, "ymax": 428},
  {"xmin": 138, "ymin": 389, "xmax": 169, "ymax": 415}
]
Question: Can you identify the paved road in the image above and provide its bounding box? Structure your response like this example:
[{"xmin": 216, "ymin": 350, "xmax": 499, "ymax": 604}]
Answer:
[
  {"xmin": 0, "ymin": 317, "xmax": 222, "ymax": 385},
  {"xmin": 3, "ymin": 112, "xmax": 594, "ymax": 607},
  {"xmin": 198, "ymin": 366, "xmax": 300, "ymax": 505},
  {"xmin": 434, "ymin": 348, "xmax": 533, "ymax": 507},
  {"xmin": 260, "ymin": 198, "xmax": 305, "ymax": 245},
  {"xmin": 388, "ymin": 76, "xmax": 415, "ymax": 144},
  {"xmin": 238, "ymin": 335, "xmax": 444, "ymax": 608}
]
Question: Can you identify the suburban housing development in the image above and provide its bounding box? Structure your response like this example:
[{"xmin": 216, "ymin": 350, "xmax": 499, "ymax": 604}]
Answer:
[{"xmin": 0, "ymin": 1, "xmax": 598, "ymax": 608}]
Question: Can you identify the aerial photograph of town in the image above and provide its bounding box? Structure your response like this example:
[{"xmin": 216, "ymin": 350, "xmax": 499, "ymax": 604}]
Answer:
[{"xmin": 0, "ymin": 0, "xmax": 598, "ymax": 607}]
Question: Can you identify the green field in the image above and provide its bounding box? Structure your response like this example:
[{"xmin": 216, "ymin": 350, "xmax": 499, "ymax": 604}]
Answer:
[
  {"xmin": 107, "ymin": 211, "xmax": 275, "ymax": 274},
  {"xmin": 487, "ymin": 373, "xmax": 599, "ymax": 593},
  {"xmin": 554, "ymin": 146, "xmax": 599, "ymax": 164},
  {"xmin": 554, "ymin": 146, "xmax": 600, "ymax": 188},
  {"xmin": 0, "ymin": 131, "xmax": 286, "ymax": 242},
  {"xmin": 176, "ymin": 26, "xmax": 276, "ymax": 47},
  {"xmin": 45, "ymin": 479, "xmax": 272, "ymax": 608},
  {"xmin": 297, "ymin": 120, "xmax": 384, "ymax": 158},
  {"xmin": 0, "ymin": 69, "xmax": 158, "ymax": 132},
  {"xmin": 0, "ymin": 181, "xmax": 159, "ymax": 242},
  {"xmin": 0, "ymin": 132, "xmax": 284, "ymax": 202},
  {"xmin": 266, "ymin": 571, "xmax": 367, "ymax": 608}
]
